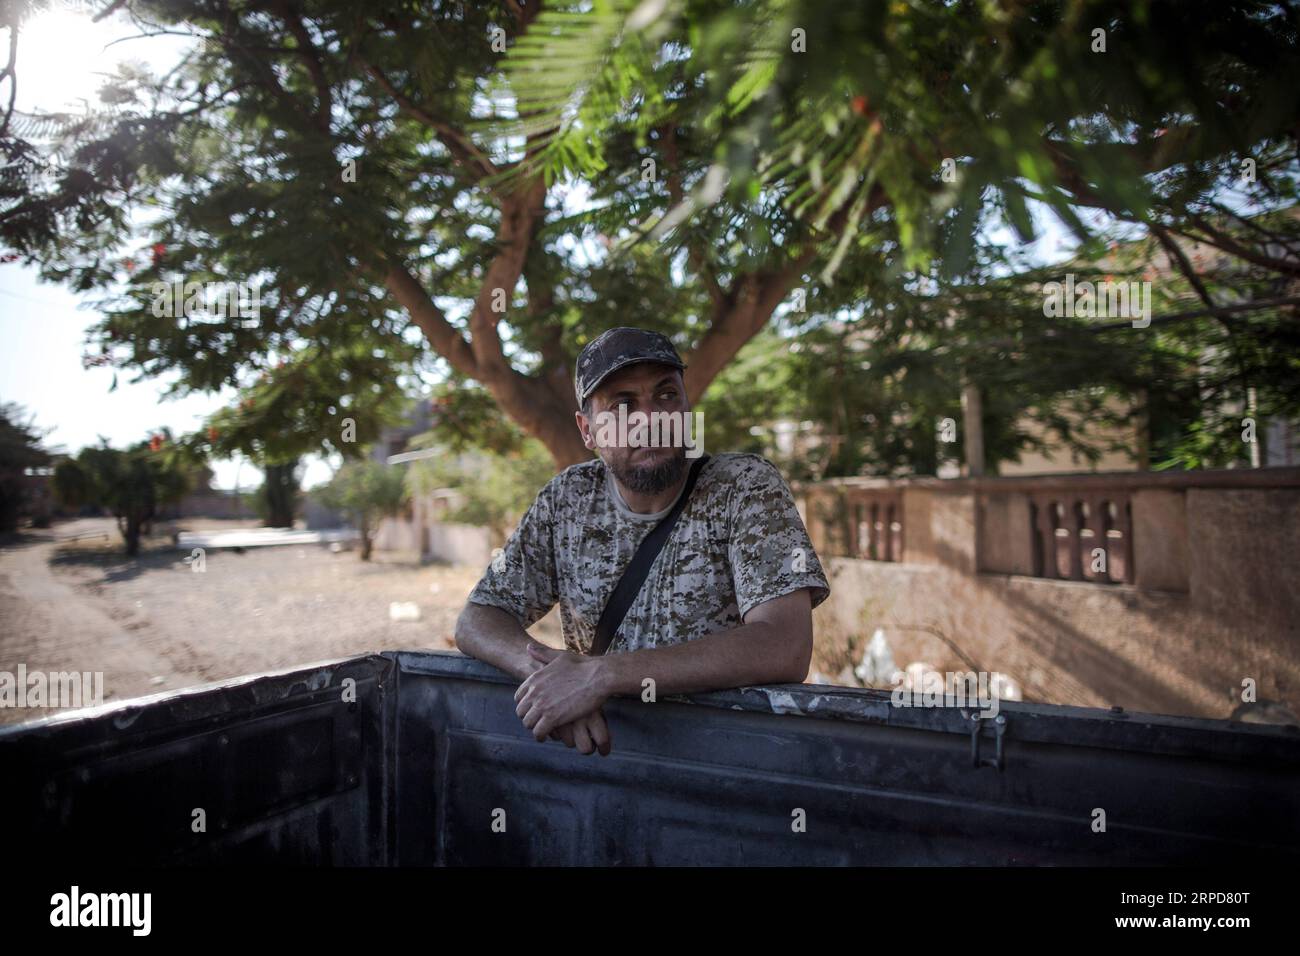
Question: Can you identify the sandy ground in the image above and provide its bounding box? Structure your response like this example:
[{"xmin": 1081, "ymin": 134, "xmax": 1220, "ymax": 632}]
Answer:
[{"xmin": 0, "ymin": 516, "xmax": 550, "ymax": 725}]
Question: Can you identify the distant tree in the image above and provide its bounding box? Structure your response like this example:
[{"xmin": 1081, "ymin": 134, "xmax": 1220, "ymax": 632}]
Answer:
[
  {"xmin": 314, "ymin": 459, "xmax": 408, "ymax": 561},
  {"xmin": 51, "ymin": 432, "xmax": 197, "ymax": 555},
  {"xmin": 257, "ymin": 460, "xmax": 300, "ymax": 529},
  {"xmin": 0, "ymin": 402, "xmax": 53, "ymax": 532},
  {"xmin": 406, "ymin": 437, "xmax": 556, "ymax": 543},
  {"xmin": 689, "ymin": 212, "xmax": 1300, "ymax": 480},
  {"xmin": 189, "ymin": 342, "xmax": 417, "ymax": 527}
]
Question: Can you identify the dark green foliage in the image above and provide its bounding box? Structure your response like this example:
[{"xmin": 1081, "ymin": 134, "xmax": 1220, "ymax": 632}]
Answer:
[
  {"xmin": 0, "ymin": 402, "xmax": 53, "ymax": 532},
  {"xmin": 405, "ymin": 437, "xmax": 556, "ymax": 540},
  {"xmin": 51, "ymin": 432, "xmax": 198, "ymax": 554},
  {"xmin": 313, "ymin": 457, "xmax": 408, "ymax": 561},
  {"xmin": 5, "ymin": 1, "xmax": 1299, "ymax": 479}
]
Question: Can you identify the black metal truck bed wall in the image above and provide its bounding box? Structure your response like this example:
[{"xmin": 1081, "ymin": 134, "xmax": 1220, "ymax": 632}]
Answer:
[
  {"xmin": 4, "ymin": 651, "xmax": 1299, "ymax": 865},
  {"xmin": 1, "ymin": 656, "xmax": 393, "ymax": 865}
]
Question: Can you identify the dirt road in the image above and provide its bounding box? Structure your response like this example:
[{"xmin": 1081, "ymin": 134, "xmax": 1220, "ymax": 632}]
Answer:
[{"xmin": 0, "ymin": 518, "xmax": 520, "ymax": 724}]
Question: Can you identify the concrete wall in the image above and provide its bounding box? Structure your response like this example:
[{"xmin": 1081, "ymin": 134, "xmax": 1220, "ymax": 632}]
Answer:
[
  {"xmin": 426, "ymin": 522, "xmax": 493, "ymax": 568},
  {"xmin": 331, "ymin": 487, "xmax": 498, "ymax": 567},
  {"xmin": 165, "ymin": 492, "xmax": 248, "ymax": 520},
  {"xmin": 802, "ymin": 470, "xmax": 1300, "ymax": 720},
  {"xmin": 371, "ymin": 513, "xmax": 493, "ymax": 566},
  {"xmin": 372, "ymin": 513, "xmax": 423, "ymax": 554},
  {"xmin": 373, "ymin": 488, "xmax": 496, "ymax": 568},
  {"xmin": 1000, "ymin": 405, "xmax": 1140, "ymax": 476}
]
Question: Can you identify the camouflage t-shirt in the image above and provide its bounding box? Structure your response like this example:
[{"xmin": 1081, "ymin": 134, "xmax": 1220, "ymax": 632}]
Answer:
[{"xmin": 467, "ymin": 453, "xmax": 830, "ymax": 655}]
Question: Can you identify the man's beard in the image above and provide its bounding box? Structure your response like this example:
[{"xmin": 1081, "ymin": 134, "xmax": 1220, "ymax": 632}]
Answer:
[{"xmin": 607, "ymin": 447, "xmax": 687, "ymax": 495}]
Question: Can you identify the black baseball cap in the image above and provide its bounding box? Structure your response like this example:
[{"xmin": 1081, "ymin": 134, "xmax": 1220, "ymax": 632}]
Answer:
[{"xmin": 574, "ymin": 327, "xmax": 686, "ymax": 406}]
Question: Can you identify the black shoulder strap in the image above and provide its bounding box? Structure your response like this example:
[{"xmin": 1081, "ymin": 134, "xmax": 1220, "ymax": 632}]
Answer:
[{"xmin": 590, "ymin": 454, "xmax": 711, "ymax": 656}]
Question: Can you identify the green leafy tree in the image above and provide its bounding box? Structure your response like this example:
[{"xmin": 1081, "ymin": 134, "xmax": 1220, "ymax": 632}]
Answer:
[
  {"xmin": 10, "ymin": 0, "xmax": 854, "ymax": 469},
  {"xmin": 0, "ymin": 402, "xmax": 53, "ymax": 532},
  {"xmin": 500, "ymin": 0, "xmax": 1300, "ymax": 472},
  {"xmin": 695, "ymin": 208, "xmax": 1300, "ymax": 479},
  {"xmin": 508, "ymin": 1, "xmax": 1300, "ymax": 281},
  {"xmin": 11, "ymin": 0, "xmax": 1300, "ymax": 477},
  {"xmin": 1, "ymin": 1, "xmax": 151, "ymax": 261},
  {"xmin": 187, "ymin": 337, "xmax": 418, "ymax": 524},
  {"xmin": 406, "ymin": 437, "xmax": 555, "ymax": 543},
  {"xmin": 314, "ymin": 458, "xmax": 408, "ymax": 561},
  {"xmin": 51, "ymin": 432, "xmax": 198, "ymax": 554}
]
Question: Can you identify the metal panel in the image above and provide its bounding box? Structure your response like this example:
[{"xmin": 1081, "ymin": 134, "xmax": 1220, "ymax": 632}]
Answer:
[
  {"xmin": 392, "ymin": 652, "xmax": 1300, "ymax": 866},
  {"xmin": 2, "ymin": 656, "xmax": 393, "ymax": 865},
  {"xmin": 5, "ymin": 649, "xmax": 1299, "ymax": 865}
]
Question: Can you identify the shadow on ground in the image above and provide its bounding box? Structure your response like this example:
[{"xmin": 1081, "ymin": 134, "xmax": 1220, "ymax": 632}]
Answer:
[{"xmin": 47, "ymin": 538, "xmax": 194, "ymax": 584}]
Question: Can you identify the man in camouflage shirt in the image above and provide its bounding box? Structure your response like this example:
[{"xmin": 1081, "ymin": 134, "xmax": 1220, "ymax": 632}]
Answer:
[{"xmin": 455, "ymin": 327, "xmax": 830, "ymax": 756}]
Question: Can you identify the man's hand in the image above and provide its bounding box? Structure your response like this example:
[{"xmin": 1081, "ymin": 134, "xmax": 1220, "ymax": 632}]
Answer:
[
  {"xmin": 515, "ymin": 642, "xmax": 612, "ymax": 743},
  {"xmin": 521, "ymin": 643, "xmax": 612, "ymax": 755},
  {"xmin": 549, "ymin": 708, "xmax": 612, "ymax": 756}
]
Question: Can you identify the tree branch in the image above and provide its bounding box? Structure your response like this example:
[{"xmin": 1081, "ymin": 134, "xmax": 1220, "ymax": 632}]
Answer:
[
  {"xmin": 1176, "ymin": 214, "xmax": 1300, "ymax": 280},
  {"xmin": 272, "ymin": 0, "xmax": 333, "ymax": 134},
  {"xmin": 663, "ymin": 123, "xmax": 728, "ymax": 312},
  {"xmin": 363, "ymin": 60, "xmax": 498, "ymax": 183},
  {"xmin": 1149, "ymin": 223, "xmax": 1235, "ymax": 331},
  {"xmin": 382, "ymin": 262, "xmax": 478, "ymax": 378},
  {"xmin": 1, "ymin": 20, "xmax": 17, "ymax": 139}
]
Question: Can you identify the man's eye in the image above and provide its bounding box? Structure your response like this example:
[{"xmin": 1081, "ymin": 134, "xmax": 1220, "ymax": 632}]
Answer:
[{"xmin": 659, "ymin": 391, "xmax": 677, "ymax": 401}]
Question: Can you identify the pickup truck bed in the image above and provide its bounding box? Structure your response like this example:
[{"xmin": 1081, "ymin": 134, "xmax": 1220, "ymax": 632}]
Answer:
[{"xmin": 5, "ymin": 651, "xmax": 1298, "ymax": 865}]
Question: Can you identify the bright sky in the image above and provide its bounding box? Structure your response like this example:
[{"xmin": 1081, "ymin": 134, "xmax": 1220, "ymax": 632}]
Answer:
[{"xmin": 0, "ymin": 3, "xmax": 335, "ymax": 488}]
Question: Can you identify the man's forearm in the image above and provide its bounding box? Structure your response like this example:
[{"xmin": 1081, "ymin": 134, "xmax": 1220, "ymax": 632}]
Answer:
[
  {"xmin": 454, "ymin": 602, "xmax": 538, "ymax": 681},
  {"xmin": 594, "ymin": 620, "xmax": 810, "ymax": 699}
]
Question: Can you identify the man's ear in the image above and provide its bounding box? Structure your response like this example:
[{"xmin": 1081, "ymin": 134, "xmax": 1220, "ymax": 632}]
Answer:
[{"xmin": 575, "ymin": 409, "xmax": 595, "ymax": 450}]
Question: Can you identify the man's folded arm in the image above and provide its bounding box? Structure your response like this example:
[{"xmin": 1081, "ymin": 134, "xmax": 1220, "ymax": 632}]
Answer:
[
  {"xmin": 594, "ymin": 587, "xmax": 814, "ymax": 699},
  {"xmin": 454, "ymin": 474, "xmax": 561, "ymax": 680},
  {"xmin": 454, "ymin": 601, "xmax": 542, "ymax": 681}
]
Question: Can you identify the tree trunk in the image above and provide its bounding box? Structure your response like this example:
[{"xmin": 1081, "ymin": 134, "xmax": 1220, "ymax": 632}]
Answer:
[
  {"xmin": 385, "ymin": 160, "xmax": 819, "ymax": 471},
  {"xmin": 261, "ymin": 460, "xmax": 300, "ymax": 528},
  {"xmin": 359, "ymin": 515, "xmax": 372, "ymax": 562},
  {"xmin": 1134, "ymin": 388, "xmax": 1151, "ymax": 470},
  {"xmin": 518, "ymin": 408, "xmax": 590, "ymax": 469},
  {"xmin": 961, "ymin": 381, "xmax": 986, "ymax": 477},
  {"xmin": 123, "ymin": 513, "xmax": 143, "ymax": 556}
]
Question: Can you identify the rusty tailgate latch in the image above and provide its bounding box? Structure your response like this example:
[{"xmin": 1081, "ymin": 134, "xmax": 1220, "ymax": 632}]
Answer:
[{"xmin": 966, "ymin": 711, "xmax": 1007, "ymax": 771}]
